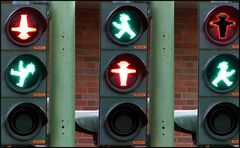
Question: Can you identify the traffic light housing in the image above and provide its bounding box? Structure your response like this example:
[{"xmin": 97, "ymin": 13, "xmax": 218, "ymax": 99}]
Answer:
[
  {"xmin": 1, "ymin": 3, "xmax": 48, "ymax": 146},
  {"xmin": 99, "ymin": 2, "xmax": 149, "ymax": 146},
  {"xmin": 198, "ymin": 1, "xmax": 239, "ymax": 146}
]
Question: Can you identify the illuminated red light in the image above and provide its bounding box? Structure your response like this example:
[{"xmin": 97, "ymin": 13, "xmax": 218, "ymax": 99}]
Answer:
[
  {"xmin": 6, "ymin": 7, "xmax": 47, "ymax": 46},
  {"xmin": 209, "ymin": 13, "xmax": 235, "ymax": 40},
  {"xmin": 11, "ymin": 14, "xmax": 37, "ymax": 40},
  {"xmin": 204, "ymin": 5, "xmax": 239, "ymax": 45},
  {"xmin": 105, "ymin": 53, "xmax": 146, "ymax": 93},
  {"xmin": 111, "ymin": 61, "xmax": 136, "ymax": 86}
]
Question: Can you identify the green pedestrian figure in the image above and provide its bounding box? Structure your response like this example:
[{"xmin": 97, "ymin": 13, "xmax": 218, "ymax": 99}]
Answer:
[
  {"xmin": 10, "ymin": 60, "xmax": 35, "ymax": 87},
  {"xmin": 112, "ymin": 13, "xmax": 136, "ymax": 39},
  {"xmin": 212, "ymin": 61, "xmax": 235, "ymax": 87}
]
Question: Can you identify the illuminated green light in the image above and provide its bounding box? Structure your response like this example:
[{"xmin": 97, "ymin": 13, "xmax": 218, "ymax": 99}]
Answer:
[
  {"xmin": 211, "ymin": 61, "xmax": 235, "ymax": 88},
  {"xmin": 5, "ymin": 54, "xmax": 44, "ymax": 93},
  {"xmin": 10, "ymin": 60, "xmax": 36, "ymax": 87},
  {"xmin": 205, "ymin": 54, "xmax": 239, "ymax": 92},
  {"xmin": 112, "ymin": 13, "xmax": 136, "ymax": 39},
  {"xmin": 109, "ymin": 10, "xmax": 141, "ymax": 43}
]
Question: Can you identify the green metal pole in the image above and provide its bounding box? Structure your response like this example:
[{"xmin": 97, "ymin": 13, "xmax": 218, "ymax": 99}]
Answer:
[
  {"xmin": 150, "ymin": 1, "xmax": 174, "ymax": 147},
  {"xmin": 49, "ymin": 1, "xmax": 75, "ymax": 147}
]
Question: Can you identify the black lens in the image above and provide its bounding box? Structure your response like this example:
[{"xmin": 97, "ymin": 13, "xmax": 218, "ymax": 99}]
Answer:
[
  {"xmin": 110, "ymin": 108, "xmax": 137, "ymax": 136},
  {"xmin": 208, "ymin": 109, "xmax": 235, "ymax": 136},
  {"xmin": 105, "ymin": 103, "xmax": 147, "ymax": 141},
  {"xmin": 9, "ymin": 108, "xmax": 38, "ymax": 136},
  {"xmin": 204, "ymin": 102, "xmax": 239, "ymax": 139}
]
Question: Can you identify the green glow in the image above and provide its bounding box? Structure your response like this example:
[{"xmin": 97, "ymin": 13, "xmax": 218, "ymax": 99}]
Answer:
[
  {"xmin": 112, "ymin": 13, "xmax": 136, "ymax": 39},
  {"xmin": 10, "ymin": 60, "xmax": 35, "ymax": 87},
  {"xmin": 211, "ymin": 61, "xmax": 236, "ymax": 87}
]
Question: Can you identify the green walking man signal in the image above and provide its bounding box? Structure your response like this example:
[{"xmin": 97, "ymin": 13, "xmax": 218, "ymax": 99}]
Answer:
[
  {"xmin": 10, "ymin": 61, "xmax": 35, "ymax": 87},
  {"xmin": 112, "ymin": 13, "xmax": 136, "ymax": 39},
  {"xmin": 212, "ymin": 61, "xmax": 236, "ymax": 87}
]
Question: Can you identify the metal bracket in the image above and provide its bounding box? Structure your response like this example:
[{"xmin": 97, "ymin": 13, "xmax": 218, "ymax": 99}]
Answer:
[
  {"xmin": 174, "ymin": 110, "xmax": 197, "ymax": 134},
  {"xmin": 75, "ymin": 110, "xmax": 99, "ymax": 134}
]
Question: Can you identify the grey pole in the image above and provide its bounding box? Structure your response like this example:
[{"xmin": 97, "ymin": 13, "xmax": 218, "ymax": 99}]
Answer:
[
  {"xmin": 150, "ymin": 1, "xmax": 175, "ymax": 147},
  {"xmin": 49, "ymin": 1, "xmax": 75, "ymax": 147}
]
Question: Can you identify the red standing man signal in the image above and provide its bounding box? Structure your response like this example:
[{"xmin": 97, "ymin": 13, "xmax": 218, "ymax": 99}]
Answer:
[
  {"xmin": 111, "ymin": 61, "xmax": 136, "ymax": 86},
  {"xmin": 210, "ymin": 13, "xmax": 235, "ymax": 39},
  {"xmin": 11, "ymin": 14, "xmax": 37, "ymax": 40}
]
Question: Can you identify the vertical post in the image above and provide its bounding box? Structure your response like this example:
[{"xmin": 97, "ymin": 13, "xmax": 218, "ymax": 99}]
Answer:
[
  {"xmin": 49, "ymin": 1, "xmax": 75, "ymax": 147},
  {"xmin": 150, "ymin": 1, "xmax": 174, "ymax": 147}
]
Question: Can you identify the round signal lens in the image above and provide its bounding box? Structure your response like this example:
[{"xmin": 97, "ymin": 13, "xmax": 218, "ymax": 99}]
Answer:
[
  {"xmin": 106, "ymin": 5, "xmax": 148, "ymax": 45},
  {"xmin": 105, "ymin": 53, "xmax": 146, "ymax": 93},
  {"xmin": 204, "ymin": 54, "xmax": 239, "ymax": 93},
  {"xmin": 5, "ymin": 54, "xmax": 47, "ymax": 93},
  {"xmin": 204, "ymin": 5, "xmax": 239, "ymax": 45},
  {"xmin": 6, "ymin": 7, "xmax": 47, "ymax": 46},
  {"xmin": 204, "ymin": 102, "xmax": 239, "ymax": 140}
]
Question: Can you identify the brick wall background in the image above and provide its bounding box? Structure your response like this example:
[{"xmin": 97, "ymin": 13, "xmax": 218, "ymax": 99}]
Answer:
[
  {"xmin": 75, "ymin": 2, "xmax": 198, "ymax": 147},
  {"xmin": 75, "ymin": 5, "xmax": 99, "ymax": 147},
  {"xmin": 174, "ymin": 6, "xmax": 198, "ymax": 147}
]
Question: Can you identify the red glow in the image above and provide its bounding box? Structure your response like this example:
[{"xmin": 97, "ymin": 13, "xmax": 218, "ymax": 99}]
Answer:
[
  {"xmin": 210, "ymin": 13, "xmax": 235, "ymax": 40},
  {"xmin": 111, "ymin": 61, "xmax": 136, "ymax": 86},
  {"xmin": 204, "ymin": 5, "xmax": 239, "ymax": 45},
  {"xmin": 11, "ymin": 14, "xmax": 37, "ymax": 40}
]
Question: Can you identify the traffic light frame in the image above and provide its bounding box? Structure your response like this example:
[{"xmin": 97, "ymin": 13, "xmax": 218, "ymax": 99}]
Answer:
[
  {"xmin": 198, "ymin": 1, "xmax": 239, "ymax": 146},
  {"xmin": 1, "ymin": 3, "xmax": 48, "ymax": 146},
  {"xmin": 199, "ymin": 2, "xmax": 239, "ymax": 49},
  {"xmin": 99, "ymin": 2, "xmax": 149, "ymax": 146}
]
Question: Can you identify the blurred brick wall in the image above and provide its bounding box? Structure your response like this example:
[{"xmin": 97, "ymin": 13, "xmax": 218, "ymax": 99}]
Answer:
[
  {"xmin": 75, "ymin": 5, "xmax": 99, "ymax": 147},
  {"xmin": 75, "ymin": 2, "xmax": 198, "ymax": 147},
  {"xmin": 173, "ymin": 6, "xmax": 198, "ymax": 147}
]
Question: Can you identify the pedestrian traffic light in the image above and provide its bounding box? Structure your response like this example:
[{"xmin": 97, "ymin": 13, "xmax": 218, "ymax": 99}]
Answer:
[
  {"xmin": 5, "ymin": 54, "xmax": 47, "ymax": 93},
  {"xmin": 1, "ymin": 3, "xmax": 48, "ymax": 146},
  {"xmin": 105, "ymin": 53, "xmax": 147, "ymax": 93},
  {"xmin": 198, "ymin": 1, "xmax": 239, "ymax": 146},
  {"xmin": 204, "ymin": 54, "xmax": 238, "ymax": 93},
  {"xmin": 99, "ymin": 2, "xmax": 149, "ymax": 146},
  {"xmin": 105, "ymin": 5, "xmax": 147, "ymax": 46}
]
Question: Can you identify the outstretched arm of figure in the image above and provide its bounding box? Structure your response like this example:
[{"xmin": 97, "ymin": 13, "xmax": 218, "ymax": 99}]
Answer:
[
  {"xmin": 212, "ymin": 21, "xmax": 219, "ymax": 25},
  {"xmin": 112, "ymin": 22, "xmax": 122, "ymax": 29},
  {"xmin": 226, "ymin": 21, "xmax": 234, "ymax": 26},
  {"xmin": 227, "ymin": 69, "xmax": 236, "ymax": 76}
]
